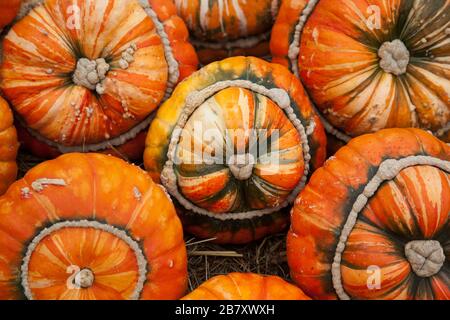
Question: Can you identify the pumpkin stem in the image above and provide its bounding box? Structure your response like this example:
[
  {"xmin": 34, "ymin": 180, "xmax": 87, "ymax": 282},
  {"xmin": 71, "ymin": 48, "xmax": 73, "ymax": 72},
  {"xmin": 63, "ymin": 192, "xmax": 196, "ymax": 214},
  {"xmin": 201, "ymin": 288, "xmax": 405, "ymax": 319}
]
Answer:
[
  {"xmin": 73, "ymin": 268, "xmax": 95, "ymax": 289},
  {"xmin": 72, "ymin": 43, "xmax": 137, "ymax": 95},
  {"xmin": 405, "ymin": 240, "xmax": 445, "ymax": 278},
  {"xmin": 228, "ymin": 153, "xmax": 255, "ymax": 180},
  {"xmin": 73, "ymin": 58, "xmax": 110, "ymax": 94},
  {"xmin": 378, "ymin": 39, "xmax": 410, "ymax": 76}
]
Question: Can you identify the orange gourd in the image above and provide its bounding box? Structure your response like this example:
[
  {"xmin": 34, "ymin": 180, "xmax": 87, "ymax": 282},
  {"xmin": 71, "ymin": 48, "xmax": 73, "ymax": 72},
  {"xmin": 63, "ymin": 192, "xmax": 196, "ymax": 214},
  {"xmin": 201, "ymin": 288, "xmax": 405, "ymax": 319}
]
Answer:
[
  {"xmin": 144, "ymin": 56, "xmax": 326, "ymax": 244},
  {"xmin": 175, "ymin": 0, "xmax": 279, "ymax": 64},
  {"xmin": 182, "ymin": 273, "xmax": 310, "ymax": 300},
  {"xmin": 0, "ymin": 0, "xmax": 21, "ymax": 30},
  {"xmin": 271, "ymin": 0, "xmax": 450, "ymax": 144},
  {"xmin": 0, "ymin": 153, "xmax": 187, "ymax": 300},
  {"xmin": 0, "ymin": 0, "xmax": 198, "ymax": 160},
  {"xmin": 0, "ymin": 97, "xmax": 19, "ymax": 195},
  {"xmin": 288, "ymin": 128, "xmax": 449, "ymax": 300}
]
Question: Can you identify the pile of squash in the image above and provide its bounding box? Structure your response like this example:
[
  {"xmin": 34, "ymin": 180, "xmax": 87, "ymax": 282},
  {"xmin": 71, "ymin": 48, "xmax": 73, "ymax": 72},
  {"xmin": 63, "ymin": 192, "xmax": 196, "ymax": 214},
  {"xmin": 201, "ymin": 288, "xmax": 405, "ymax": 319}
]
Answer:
[{"xmin": 0, "ymin": 0, "xmax": 448, "ymax": 300}]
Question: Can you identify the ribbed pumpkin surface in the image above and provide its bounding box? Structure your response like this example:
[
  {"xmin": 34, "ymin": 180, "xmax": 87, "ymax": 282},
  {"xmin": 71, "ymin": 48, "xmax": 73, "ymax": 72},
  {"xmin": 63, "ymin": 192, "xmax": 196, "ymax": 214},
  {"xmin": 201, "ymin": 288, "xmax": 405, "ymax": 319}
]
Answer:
[
  {"xmin": 271, "ymin": 0, "xmax": 450, "ymax": 142},
  {"xmin": 288, "ymin": 128, "xmax": 450, "ymax": 300},
  {"xmin": 175, "ymin": 0, "xmax": 278, "ymax": 64},
  {"xmin": 175, "ymin": 87, "xmax": 304, "ymax": 213},
  {"xmin": 0, "ymin": 97, "xmax": 19, "ymax": 196},
  {"xmin": 144, "ymin": 56, "xmax": 326, "ymax": 244},
  {"xmin": 0, "ymin": 0, "xmax": 198, "ymax": 158},
  {"xmin": 182, "ymin": 273, "xmax": 310, "ymax": 300},
  {"xmin": 0, "ymin": 153, "xmax": 187, "ymax": 300}
]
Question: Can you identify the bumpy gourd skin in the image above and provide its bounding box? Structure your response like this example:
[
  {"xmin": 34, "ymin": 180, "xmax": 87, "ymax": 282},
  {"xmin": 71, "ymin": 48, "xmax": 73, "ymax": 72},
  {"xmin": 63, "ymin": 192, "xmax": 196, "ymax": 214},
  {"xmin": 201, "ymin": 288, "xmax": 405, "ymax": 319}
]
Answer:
[
  {"xmin": 0, "ymin": 97, "xmax": 19, "ymax": 195},
  {"xmin": 0, "ymin": 0, "xmax": 198, "ymax": 160},
  {"xmin": 144, "ymin": 56, "xmax": 326, "ymax": 244},
  {"xmin": 271, "ymin": 0, "xmax": 450, "ymax": 142},
  {"xmin": 182, "ymin": 273, "xmax": 311, "ymax": 300},
  {"xmin": 288, "ymin": 128, "xmax": 450, "ymax": 300},
  {"xmin": 0, "ymin": 153, "xmax": 187, "ymax": 300}
]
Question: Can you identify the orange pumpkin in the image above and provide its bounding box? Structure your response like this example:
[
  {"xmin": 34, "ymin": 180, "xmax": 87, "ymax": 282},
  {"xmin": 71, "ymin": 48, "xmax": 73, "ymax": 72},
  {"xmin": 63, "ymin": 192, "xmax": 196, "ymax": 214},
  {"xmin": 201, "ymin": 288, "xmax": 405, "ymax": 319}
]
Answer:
[
  {"xmin": 288, "ymin": 128, "xmax": 450, "ymax": 300},
  {"xmin": 182, "ymin": 273, "xmax": 310, "ymax": 300},
  {"xmin": 0, "ymin": 97, "xmax": 19, "ymax": 195},
  {"xmin": 0, "ymin": 0, "xmax": 21, "ymax": 30},
  {"xmin": 271, "ymin": 0, "xmax": 450, "ymax": 144},
  {"xmin": 0, "ymin": 153, "xmax": 187, "ymax": 300},
  {"xmin": 175, "ymin": 0, "xmax": 280, "ymax": 64},
  {"xmin": 144, "ymin": 56, "xmax": 327, "ymax": 244},
  {"xmin": 0, "ymin": 0, "xmax": 198, "ymax": 160}
]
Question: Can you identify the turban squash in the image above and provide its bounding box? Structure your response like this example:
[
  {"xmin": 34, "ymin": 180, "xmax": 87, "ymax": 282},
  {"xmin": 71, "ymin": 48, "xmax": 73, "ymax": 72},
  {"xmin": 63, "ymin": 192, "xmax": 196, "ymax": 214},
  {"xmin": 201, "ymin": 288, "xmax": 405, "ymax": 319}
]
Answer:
[
  {"xmin": 0, "ymin": 97, "xmax": 19, "ymax": 195},
  {"xmin": 144, "ymin": 56, "xmax": 327, "ymax": 244},
  {"xmin": 0, "ymin": 153, "xmax": 187, "ymax": 300},
  {"xmin": 0, "ymin": 0, "xmax": 198, "ymax": 160},
  {"xmin": 174, "ymin": 0, "xmax": 280, "ymax": 65},
  {"xmin": 288, "ymin": 128, "xmax": 450, "ymax": 300},
  {"xmin": 271, "ymin": 0, "xmax": 450, "ymax": 145},
  {"xmin": 182, "ymin": 273, "xmax": 310, "ymax": 300}
]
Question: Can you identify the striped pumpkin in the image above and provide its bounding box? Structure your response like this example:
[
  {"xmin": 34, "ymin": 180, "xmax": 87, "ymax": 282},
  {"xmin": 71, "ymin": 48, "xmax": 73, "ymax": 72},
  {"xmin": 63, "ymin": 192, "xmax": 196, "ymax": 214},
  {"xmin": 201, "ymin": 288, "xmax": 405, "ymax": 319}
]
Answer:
[
  {"xmin": 0, "ymin": 153, "xmax": 187, "ymax": 300},
  {"xmin": 0, "ymin": 97, "xmax": 19, "ymax": 195},
  {"xmin": 288, "ymin": 128, "xmax": 450, "ymax": 300},
  {"xmin": 175, "ymin": 0, "xmax": 280, "ymax": 64},
  {"xmin": 144, "ymin": 56, "xmax": 326, "ymax": 244},
  {"xmin": 0, "ymin": 0, "xmax": 198, "ymax": 160},
  {"xmin": 182, "ymin": 273, "xmax": 311, "ymax": 300},
  {"xmin": 271, "ymin": 0, "xmax": 450, "ymax": 144}
]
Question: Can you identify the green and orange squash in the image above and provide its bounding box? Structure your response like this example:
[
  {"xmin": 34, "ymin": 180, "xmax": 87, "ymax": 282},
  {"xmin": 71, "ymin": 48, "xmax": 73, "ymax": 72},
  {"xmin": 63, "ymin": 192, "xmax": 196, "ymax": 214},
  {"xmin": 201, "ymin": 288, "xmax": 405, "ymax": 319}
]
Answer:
[
  {"xmin": 182, "ymin": 273, "xmax": 311, "ymax": 300},
  {"xmin": 288, "ymin": 128, "xmax": 449, "ymax": 300},
  {"xmin": 271, "ymin": 0, "xmax": 450, "ymax": 144},
  {"xmin": 0, "ymin": 153, "xmax": 187, "ymax": 300},
  {"xmin": 0, "ymin": 0, "xmax": 198, "ymax": 160},
  {"xmin": 175, "ymin": 0, "xmax": 280, "ymax": 64},
  {"xmin": 0, "ymin": 96, "xmax": 19, "ymax": 195},
  {"xmin": 144, "ymin": 56, "xmax": 326, "ymax": 244}
]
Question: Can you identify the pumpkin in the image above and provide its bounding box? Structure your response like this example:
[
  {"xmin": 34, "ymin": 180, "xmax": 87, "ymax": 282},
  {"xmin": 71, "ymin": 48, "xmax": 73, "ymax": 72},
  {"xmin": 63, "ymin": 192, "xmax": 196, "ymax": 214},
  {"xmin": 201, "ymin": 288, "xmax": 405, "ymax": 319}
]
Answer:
[
  {"xmin": 0, "ymin": 0, "xmax": 21, "ymax": 30},
  {"xmin": 175, "ymin": 0, "xmax": 280, "ymax": 64},
  {"xmin": 144, "ymin": 56, "xmax": 327, "ymax": 244},
  {"xmin": 0, "ymin": 153, "xmax": 187, "ymax": 300},
  {"xmin": 0, "ymin": 97, "xmax": 19, "ymax": 195},
  {"xmin": 0, "ymin": 0, "xmax": 198, "ymax": 160},
  {"xmin": 288, "ymin": 128, "xmax": 450, "ymax": 300},
  {"xmin": 182, "ymin": 273, "xmax": 310, "ymax": 300},
  {"xmin": 271, "ymin": 0, "xmax": 450, "ymax": 144}
]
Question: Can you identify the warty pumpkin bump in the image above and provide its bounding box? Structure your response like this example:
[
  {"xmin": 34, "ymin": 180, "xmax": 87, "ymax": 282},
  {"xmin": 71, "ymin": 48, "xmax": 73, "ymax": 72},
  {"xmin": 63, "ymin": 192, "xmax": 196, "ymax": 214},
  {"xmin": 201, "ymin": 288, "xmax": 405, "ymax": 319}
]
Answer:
[
  {"xmin": 182, "ymin": 273, "xmax": 311, "ymax": 300},
  {"xmin": 0, "ymin": 0, "xmax": 198, "ymax": 160},
  {"xmin": 144, "ymin": 56, "xmax": 327, "ymax": 244},
  {"xmin": 288, "ymin": 128, "xmax": 449, "ymax": 300},
  {"xmin": 0, "ymin": 153, "xmax": 187, "ymax": 300},
  {"xmin": 271, "ymin": 0, "xmax": 450, "ymax": 143},
  {"xmin": 174, "ymin": 0, "xmax": 280, "ymax": 64},
  {"xmin": 0, "ymin": 96, "xmax": 19, "ymax": 195}
]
